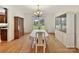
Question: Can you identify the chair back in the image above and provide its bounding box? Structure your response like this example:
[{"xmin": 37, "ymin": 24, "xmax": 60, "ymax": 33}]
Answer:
[{"xmin": 35, "ymin": 32, "xmax": 46, "ymax": 44}]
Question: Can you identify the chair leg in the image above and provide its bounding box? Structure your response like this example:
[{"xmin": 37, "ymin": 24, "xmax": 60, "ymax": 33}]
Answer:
[
  {"xmin": 43, "ymin": 46, "xmax": 45, "ymax": 53},
  {"xmin": 35, "ymin": 46, "xmax": 37, "ymax": 53}
]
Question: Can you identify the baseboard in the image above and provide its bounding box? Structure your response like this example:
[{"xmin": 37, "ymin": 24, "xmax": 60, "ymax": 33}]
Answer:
[
  {"xmin": 48, "ymin": 32, "xmax": 55, "ymax": 35},
  {"xmin": 6, "ymin": 38, "xmax": 15, "ymax": 43},
  {"xmin": 24, "ymin": 32, "xmax": 55, "ymax": 35},
  {"xmin": 24, "ymin": 32, "xmax": 31, "ymax": 34},
  {"xmin": 75, "ymin": 48, "xmax": 79, "ymax": 50}
]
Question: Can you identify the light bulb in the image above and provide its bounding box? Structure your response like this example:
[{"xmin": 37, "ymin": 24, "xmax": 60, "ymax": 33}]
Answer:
[
  {"xmin": 34, "ymin": 12, "xmax": 36, "ymax": 15},
  {"xmin": 37, "ymin": 11, "xmax": 40, "ymax": 14}
]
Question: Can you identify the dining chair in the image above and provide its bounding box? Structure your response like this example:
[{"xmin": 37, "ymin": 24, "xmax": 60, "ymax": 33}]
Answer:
[{"xmin": 35, "ymin": 32, "xmax": 46, "ymax": 53}]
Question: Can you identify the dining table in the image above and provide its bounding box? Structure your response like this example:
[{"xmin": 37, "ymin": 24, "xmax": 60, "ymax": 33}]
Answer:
[{"xmin": 29, "ymin": 30, "xmax": 49, "ymax": 48}]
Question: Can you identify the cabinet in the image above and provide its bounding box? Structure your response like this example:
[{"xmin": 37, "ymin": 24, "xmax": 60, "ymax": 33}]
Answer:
[
  {"xmin": 14, "ymin": 16, "xmax": 24, "ymax": 39},
  {"xmin": 0, "ymin": 8, "xmax": 8, "ymax": 42},
  {"xmin": 0, "ymin": 8, "xmax": 7, "ymax": 23},
  {"xmin": 0, "ymin": 15, "xmax": 5, "ymax": 23},
  {"xmin": 55, "ymin": 14, "xmax": 66, "ymax": 32},
  {"xmin": 1, "ymin": 28, "xmax": 7, "ymax": 41},
  {"xmin": 55, "ymin": 13, "xmax": 75, "ymax": 48}
]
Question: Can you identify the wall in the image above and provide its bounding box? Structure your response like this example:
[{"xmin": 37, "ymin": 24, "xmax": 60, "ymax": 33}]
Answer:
[
  {"xmin": 3, "ymin": 5, "xmax": 79, "ymax": 42},
  {"xmin": 76, "ymin": 13, "xmax": 79, "ymax": 49},
  {"xmin": 54, "ymin": 6, "xmax": 77, "ymax": 48},
  {"xmin": 0, "ymin": 5, "xmax": 31, "ymax": 41},
  {"xmin": 45, "ymin": 6, "xmax": 79, "ymax": 34},
  {"xmin": 0, "ymin": 6, "xmax": 62, "ymax": 42},
  {"xmin": 54, "ymin": 6, "xmax": 79, "ymax": 16},
  {"xmin": 44, "ymin": 13, "xmax": 55, "ymax": 33},
  {"xmin": 66, "ymin": 13, "xmax": 75, "ymax": 48},
  {"xmin": 24, "ymin": 14, "xmax": 33, "ymax": 33},
  {"xmin": 2, "ymin": 5, "xmax": 25, "ymax": 41}
]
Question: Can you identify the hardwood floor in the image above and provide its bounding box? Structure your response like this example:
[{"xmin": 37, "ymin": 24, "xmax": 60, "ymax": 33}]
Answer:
[
  {"xmin": 0, "ymin": 35, "xmax": 31, "ymax": 53},
  {"xmin": 0, "ymin": 34, "xmax": 79, "ymax": 53},
  {"xmin": 48, "ymin": 34, "xmax": 76, "ymax": 53}
]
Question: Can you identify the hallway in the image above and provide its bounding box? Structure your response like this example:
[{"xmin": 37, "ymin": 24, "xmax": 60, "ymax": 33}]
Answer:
[{"xmin": 0, "ymin": 34, "xmax": 78, "ymax": 53}]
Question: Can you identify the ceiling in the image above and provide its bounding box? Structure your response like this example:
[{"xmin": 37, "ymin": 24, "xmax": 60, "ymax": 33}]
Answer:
[
  {"xmin": 2, "ymin": 5, "xmax": 79, "ymax": 15},
  {"xmin": 19, "ymin": 5, "xmax": 79, "ymax": 14}
]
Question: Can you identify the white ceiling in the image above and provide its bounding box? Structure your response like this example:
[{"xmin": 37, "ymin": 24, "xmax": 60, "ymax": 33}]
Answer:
[
  {"xmin": 24, "ymin": 5, "xmax": 52, "ymax": 10},
  {"xmin": 21, "ymin": 5, "xmax": 79, "ymax": 14},
  {"xmin": 8, "ymin": 5, "xmax": 79, "ymax": 15}
]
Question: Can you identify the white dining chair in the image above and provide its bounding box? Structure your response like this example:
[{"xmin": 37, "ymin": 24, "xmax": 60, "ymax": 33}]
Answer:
[{"xmin": 35, "ymin": 32, "xmax": 46, "ymax": 53}]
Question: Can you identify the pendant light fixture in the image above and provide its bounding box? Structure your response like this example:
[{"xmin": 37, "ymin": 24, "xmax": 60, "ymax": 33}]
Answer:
[{"xmin": 33, "ymin": 5, "xmax": 42, "ymax": 17}]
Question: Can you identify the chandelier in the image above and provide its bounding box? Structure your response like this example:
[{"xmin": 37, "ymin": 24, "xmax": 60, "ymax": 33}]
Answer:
[{"xmin": 33, "ymin": 5, "xmax": 42, "ymax": 17}]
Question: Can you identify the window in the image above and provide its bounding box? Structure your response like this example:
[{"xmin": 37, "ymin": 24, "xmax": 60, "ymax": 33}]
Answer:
[{"xmin": 33, "ymin": 17, "xmax": 45, "ymax": 30}]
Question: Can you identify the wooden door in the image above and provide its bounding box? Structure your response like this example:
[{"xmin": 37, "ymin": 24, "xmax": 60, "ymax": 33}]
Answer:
[
  {"xmin": 14, "ymin": 17, "xmax": 24, "ymax": 39},
  {"xmin": 14, "ymin": 17, "xmax": 19, "ymax": 39},
  {"xmin": 19, "ymin": 18, "xmax": 24, "ymax": 36},
  {"xmin": 21, "ymin": 18, "xmax": 24, "ymax": 35}
]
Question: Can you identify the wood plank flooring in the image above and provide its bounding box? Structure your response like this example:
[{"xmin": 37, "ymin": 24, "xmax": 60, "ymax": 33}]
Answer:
[{"xmin": 0, "ymin": 34, "xmax": 79, "ymax": 53}]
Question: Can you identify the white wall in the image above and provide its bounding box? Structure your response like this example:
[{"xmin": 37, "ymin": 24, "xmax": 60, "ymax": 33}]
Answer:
[
  {"xmin": 76, "ymin": 13, "xmax": 79, "ymax": 49},
  {"xmin": 66, "ymin": 13, "xmax": 75, "ymax": 48},
  {"xmin": 44, "ymin": 6, "xmax": 79, "ymax": 34},
  {"xmin": 44, "ymin": 13, "xmax": 55, "ymax": 33},
  {"xmin": 1, "ymin": 5, "xmax": 34, "ymax": 41},
  {"xmin": 54, "ymin": 7, "xmax": 76, "ymax": 48},
  {"xmin": 0, "ymin": 6, "xmax": 67, "ymax": 42},
  {"xmin": 54, "ymin": 6, "xmax": 79, "ymax": 16},
  {"xmin": 2, "ymin": 5, "xmax": 25, "ymax": 41},
  {"xmin": 24, "ymin": 14, "xmax": 33, "ymax": 33},
  {"xmin": 3, "ymin": 5, "xmax": 79, "ymax": 42}
]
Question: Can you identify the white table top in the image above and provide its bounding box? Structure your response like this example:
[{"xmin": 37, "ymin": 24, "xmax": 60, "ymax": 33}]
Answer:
[{"xmin": 30, "ymin": 30, "xmax": 48, "ymax": 38}]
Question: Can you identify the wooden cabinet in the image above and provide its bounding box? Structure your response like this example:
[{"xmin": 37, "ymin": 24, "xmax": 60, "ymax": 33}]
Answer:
[
  {"xmin": 0, "ymin": 15, "xmax": 5, "ymax": 23},
  {"xmin": 1, "ymin": 28, "xmax": 7, "ymax": 41},
  {"xmin": 14, "ymin": 16, "xmax": 24, "ymax": 39},
  {"xmin": 0, "ymin": 8, "xmax": 7, "ymax": 23},
  {"xmin": 0, "ymin": 8, "xmax": 8, "ymax": 42}
]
